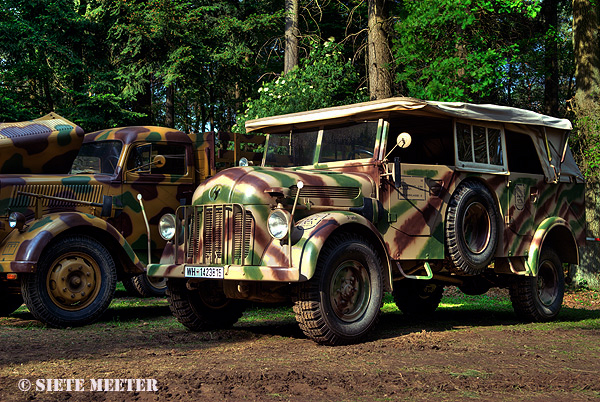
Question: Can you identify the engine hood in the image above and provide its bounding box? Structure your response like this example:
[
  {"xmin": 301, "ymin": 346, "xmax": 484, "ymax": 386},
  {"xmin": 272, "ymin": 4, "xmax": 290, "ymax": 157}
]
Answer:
[{"xmin": 192, "ymin": 167, "xmax": 376, "ymax": 208}]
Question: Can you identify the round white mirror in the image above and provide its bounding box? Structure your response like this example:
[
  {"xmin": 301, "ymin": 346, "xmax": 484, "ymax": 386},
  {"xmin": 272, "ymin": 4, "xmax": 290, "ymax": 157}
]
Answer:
[{"xmin": 397, "ymin": 132, "xmax": 412, "ymax": 149}]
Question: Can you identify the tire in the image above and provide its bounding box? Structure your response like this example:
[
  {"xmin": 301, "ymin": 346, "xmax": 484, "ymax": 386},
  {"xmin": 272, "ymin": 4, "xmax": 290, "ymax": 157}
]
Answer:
[
  {"xmin": 293, "ymin": 234, "xmax": 383, "ymax": 346},
  {"xmin": 393, "ymin": 279, "xmax": 443, "ymax": 316},
  {"xmin": 125, "ymin": 274, "xmax": 167, "ymax": 298},
  {"xmin": 166, "ymin": 279, "xmax": 246, "ymax": 331},
  {"xmin": 446, "ymin": 181, "xmax": 500, "ymax": 275},
  {"xmin": 21, "ymin": 235, "xmax": 117, "ymax": 327},
  {"xmin": 0, "ymin": 292, "xmax": 23, "ymax": 317},
  {"xmin": 510, "ymin": 248, "xmax": 564, "ymax": 322}
]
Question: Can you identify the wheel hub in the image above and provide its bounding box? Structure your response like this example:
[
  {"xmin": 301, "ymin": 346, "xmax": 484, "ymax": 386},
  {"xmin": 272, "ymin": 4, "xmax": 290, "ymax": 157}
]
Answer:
[
  {"xmin": 47, "ymin": 254, "xmax": 100, "ymax": 311},
  {"xmin": 462, "ymin": 202, "xmax": 491, "ymax": 254},
  {"xmin": 537, "ymin": 261, "xmax": 558, "ymax": 307},
  {"xmin": 330, "ymin": 261, "xmax": 371, "ymax": 322}
]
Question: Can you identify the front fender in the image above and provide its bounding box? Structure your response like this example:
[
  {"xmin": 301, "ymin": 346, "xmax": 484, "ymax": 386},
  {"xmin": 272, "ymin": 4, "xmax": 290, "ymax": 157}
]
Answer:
[
  {"xmin": 0, "ymin": 212, "xmax": 141, "ymax": 273},
  {"xmin": 281, "ymin": 211, "xmax": 390, "ymax": 285},
  {"xmin": 526, "ymin": 217, "xmax": 578, "ymax": 276}
]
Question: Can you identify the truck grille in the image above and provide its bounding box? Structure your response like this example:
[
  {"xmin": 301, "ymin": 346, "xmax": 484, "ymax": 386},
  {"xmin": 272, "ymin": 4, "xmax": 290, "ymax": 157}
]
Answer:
[
  {"xmin": 9, "ymin": 184, "xmax": 104, "ymax": 207},
  {"xmin": 182, "ymin": 204, "xmax": 254, "ymax": 266}
]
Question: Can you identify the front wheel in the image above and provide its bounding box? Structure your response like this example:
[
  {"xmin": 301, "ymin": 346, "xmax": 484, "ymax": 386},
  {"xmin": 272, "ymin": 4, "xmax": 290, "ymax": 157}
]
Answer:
[
  {"xmin": 124, "ymin": 274, "xmax": 167, "ymax": 297},
  {"xmin": 166, "ymin": 279, "xmax": 246, "ymax": 331},
  {"xmin": 294, "ymin": 234, "xmax": 383, "ymax": 346},
  {"xmin": 21, "ymin": 235, "xmax": 117, "ymax": 327},
  {"xmin": 510, "ymin": 248, "xmax": 564, "ymax": 322}
]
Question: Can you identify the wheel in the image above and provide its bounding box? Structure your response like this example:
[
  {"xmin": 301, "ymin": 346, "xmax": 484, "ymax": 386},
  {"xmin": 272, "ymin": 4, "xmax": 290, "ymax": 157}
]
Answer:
[
  {"xmin": 393, "ymin": 279, "xmax": 443, "ymax": 316},
  {"xmin": 125, "ymin": 274, "xmax": 167, "ymax": 297},
  {"xmin": 510, "ymin": 248, "xmax": 564, "ymax": 322},
  {"xmin": 0, "ymin": 291, "xmax": 23, "ymax": 317},
  {"xmin": 166, "ymin": 279, "xmax": 246, "ymax": 331},
  {"xmin": 121, "ymin": 276, "xmax": 143, "ymax": 297},
  {"xmin": 293, "ymin": 234, "xmax": 383, "ymax": 346},
  {"xmin": 446, "ymin": 181, "xmax": 500, "ymax": 275},
  {"xmin": 21, "ymin": 235, "xmax": 117, "ymax": 327}
]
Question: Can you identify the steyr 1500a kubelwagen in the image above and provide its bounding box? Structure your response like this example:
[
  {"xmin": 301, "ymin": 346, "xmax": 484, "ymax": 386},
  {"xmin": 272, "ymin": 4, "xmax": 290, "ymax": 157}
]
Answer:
[{"xmin": 147, "ymin": 98, "xmax": 585, "ymax": 345}]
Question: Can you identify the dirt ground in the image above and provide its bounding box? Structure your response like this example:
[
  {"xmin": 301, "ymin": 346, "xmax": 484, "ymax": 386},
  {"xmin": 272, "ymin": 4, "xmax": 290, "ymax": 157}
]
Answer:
[{"xmin": 1, "ymin": 288, "xmax": 600, "ymax": 402}]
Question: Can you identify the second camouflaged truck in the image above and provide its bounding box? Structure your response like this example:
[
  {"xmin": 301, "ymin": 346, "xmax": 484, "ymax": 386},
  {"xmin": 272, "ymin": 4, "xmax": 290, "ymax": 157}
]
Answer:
[
  {"xmin": 148, "ymin": 98, "xmax": 585, "ymax": 345},
  {"xmin": 0, "ymin": 126, "xmax": 215, "ymax": 326}
]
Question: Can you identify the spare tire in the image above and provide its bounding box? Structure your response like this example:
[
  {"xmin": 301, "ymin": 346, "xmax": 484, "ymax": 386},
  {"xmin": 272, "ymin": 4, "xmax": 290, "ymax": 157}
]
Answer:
[{"xmin": 446, "ymin": 181, "xmax": 500, "ymax": 275}]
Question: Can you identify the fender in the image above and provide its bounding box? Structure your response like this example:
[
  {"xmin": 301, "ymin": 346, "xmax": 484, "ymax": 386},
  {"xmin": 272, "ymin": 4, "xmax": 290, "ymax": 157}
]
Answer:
[
  {"xmin": 290, "ymin": 210, "xmax": 392, "ymax": 288},
  {"xmin": 0, "ymin": 212, "xmax": 142, "ymax": 273},
  {"xmin": 526, "ymin": 217, "xmax": 578, "ymax": 276}
]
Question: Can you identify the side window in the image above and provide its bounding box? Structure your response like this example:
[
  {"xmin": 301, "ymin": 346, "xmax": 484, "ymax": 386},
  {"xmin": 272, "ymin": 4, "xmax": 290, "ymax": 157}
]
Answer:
[
  {"xmin": 455, "ymin": 121, "xmax": 506, "ymax": 172},
  {"xmin": 319, "ymin": 121, "xmax": 378, "ymax": 163},
  {"xmin": 127, "ymin": 143, "xmax": 187, "ymax": 175},
  {"xmin": 505, "ymin": 130, "xmax": 544, "ymax": 175}
]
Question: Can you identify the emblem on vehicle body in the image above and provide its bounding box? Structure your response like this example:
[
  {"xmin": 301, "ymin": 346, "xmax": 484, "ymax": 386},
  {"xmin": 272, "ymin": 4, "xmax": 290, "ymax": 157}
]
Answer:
[
  {"xmin": 208, "ymin": 185, "xmax": 222, "ymax": 201},
  {"xmin": 514, "ymin": 183, "xmax": 527, "ymax": 211}
]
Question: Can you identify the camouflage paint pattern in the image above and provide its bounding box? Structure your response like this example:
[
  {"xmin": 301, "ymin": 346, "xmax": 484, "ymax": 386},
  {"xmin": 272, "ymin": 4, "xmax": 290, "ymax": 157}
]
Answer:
[
  {"xmin": 0, "ymin": 126, "xmax": 215, "ymax": 276},
  {"xmin": 0, "ymin": 113, "xmax": 84, "ymax": 174},
  {"xmin": 148, "ymin": 111, "xmax": 585, "ymax": 295}
]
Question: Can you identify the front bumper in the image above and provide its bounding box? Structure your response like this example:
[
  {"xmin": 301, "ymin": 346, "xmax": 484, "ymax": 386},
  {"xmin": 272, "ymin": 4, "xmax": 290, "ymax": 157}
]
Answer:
[{"xmin": 147, "ymin": 263, "xmax": 300, "ymax": 282}]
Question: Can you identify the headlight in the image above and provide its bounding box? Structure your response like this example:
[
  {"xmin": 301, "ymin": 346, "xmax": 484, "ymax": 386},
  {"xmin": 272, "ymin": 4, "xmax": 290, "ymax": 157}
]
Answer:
[
  {"xmin": 267, "ymin": 209, "xmax": 291, "ymax": 239},
  {"xmin": 8, "ymin": 212, "xmax": 25, "ymax": 231},
  {"xmin": 158, "ymin": 213, "xmax": 177, "ymax": 240}
]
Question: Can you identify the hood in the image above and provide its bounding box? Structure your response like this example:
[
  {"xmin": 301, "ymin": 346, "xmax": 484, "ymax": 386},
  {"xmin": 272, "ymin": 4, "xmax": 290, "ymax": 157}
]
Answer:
[{"xmin": 192, "ymin": 167, "xmax": 376, "ymax": 208}]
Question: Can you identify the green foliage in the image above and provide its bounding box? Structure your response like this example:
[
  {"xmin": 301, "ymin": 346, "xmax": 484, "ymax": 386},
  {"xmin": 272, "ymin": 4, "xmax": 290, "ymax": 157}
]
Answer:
[
  {"xmin": 393, "ymin": 0, "xmax": 543, "ymax": 103},
  {"xmin": 234, "ymin": 38, "xmax": 368, "ymax": 133}
]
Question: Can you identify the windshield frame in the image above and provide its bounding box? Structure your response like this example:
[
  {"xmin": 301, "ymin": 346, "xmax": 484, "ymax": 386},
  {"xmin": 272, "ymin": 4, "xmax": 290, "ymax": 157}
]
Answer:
[{"xmin": 261, "ymin": 120, "xmax": 382, "ymax": 168}]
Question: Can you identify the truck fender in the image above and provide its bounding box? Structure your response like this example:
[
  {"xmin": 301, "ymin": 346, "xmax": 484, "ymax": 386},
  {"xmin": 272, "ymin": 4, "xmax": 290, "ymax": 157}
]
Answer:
[
  {"xmin": 291, "ymin": 211, "xmax": 392, "ymax": 290},
  {"xmin": 0, "ymin": 212, "xmax": 143, "ymax": 273},
  {"xmin": 526, "ymin": 217, "xmax": 579, "ymax": 276}
]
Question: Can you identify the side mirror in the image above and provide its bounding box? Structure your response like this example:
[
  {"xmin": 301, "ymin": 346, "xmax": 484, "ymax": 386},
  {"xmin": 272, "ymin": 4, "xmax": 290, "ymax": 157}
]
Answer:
[{"xmin": 397, "ymin": 132, "xmax": 412, "ymax": 149}]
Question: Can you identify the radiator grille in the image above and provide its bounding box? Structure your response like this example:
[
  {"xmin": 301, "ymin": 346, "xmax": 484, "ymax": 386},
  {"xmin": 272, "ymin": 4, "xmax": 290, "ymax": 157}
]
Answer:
[
  {"xmin": 9, "ymin": 184, "xmax": 104, "ymax": 208},
  {"xmin": 184, "ymin": 204, "xmax": 254, "ymax": 265}
]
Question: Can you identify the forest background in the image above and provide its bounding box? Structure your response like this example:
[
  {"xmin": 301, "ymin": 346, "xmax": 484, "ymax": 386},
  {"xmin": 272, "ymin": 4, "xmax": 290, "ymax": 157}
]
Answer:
[{"xmin": 2, "ymin": 0, "xmax": 600, "ymax": 285}]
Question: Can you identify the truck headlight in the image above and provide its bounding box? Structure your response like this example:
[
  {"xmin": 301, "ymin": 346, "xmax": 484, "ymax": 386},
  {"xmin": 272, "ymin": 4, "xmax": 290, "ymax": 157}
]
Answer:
[
  {"xmin": 268, "ymin": 209, "xmax": 291, "ymax": 239},
  {"xmin": 158, "ymin": 213, "xmax": 177, "ymax": 240},
  {"xmin": 8, "ymin": 212, "xmax": 25, "ymax": 231}
]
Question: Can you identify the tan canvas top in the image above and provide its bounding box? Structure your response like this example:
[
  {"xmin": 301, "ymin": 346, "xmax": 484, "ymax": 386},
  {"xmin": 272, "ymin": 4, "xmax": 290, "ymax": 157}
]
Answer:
[{"xmin": 245, "ymin": 97, "xmax": 572, "ymax": 133}]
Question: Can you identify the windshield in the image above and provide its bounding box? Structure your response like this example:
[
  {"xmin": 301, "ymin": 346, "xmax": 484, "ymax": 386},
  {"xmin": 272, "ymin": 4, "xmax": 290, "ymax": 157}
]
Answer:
[
  {"xmin": 264, "ymin": 130, "xmax": 318, "ymax": 167},
  {"xmin": 70, "ymin": 140, "xmax": 123, "ymax": 175}
]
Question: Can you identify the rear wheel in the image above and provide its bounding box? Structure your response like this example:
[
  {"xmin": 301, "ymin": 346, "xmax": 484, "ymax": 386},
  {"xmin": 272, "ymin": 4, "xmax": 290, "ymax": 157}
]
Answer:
[
  {"xmin": 294, "ymin": 234, "xmax": 383, "ymax": 346},
  {"xmin": 393, "ymin": 279, "xmax": 443, "ymax": 316},
  {"xmin": 123, "ymin": 274, "xmax": 167, "ymax": 297},
  {"xmin": 21, "ymin": 235, "xmax": 116, "ymax": 327},
  {"xmin": 510, "ymin": 248, "xmax": 564, "ymax": 322},
  {"xmin": 166, "ymin": 279, "xmax": 246, "ymax": 331}
]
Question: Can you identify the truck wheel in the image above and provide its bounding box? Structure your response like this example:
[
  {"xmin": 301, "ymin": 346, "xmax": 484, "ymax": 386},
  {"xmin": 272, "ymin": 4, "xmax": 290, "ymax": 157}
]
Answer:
[
  {"xmin": 166, "ymin": 279, "xmax": 246, "ymax": 331},
  {"xmin": 446, "ymin": 181, "xmax": 499, "ymax": 275},
  {"xmin": 293, "ymin": 234, "xmax": 383, "ymax": 346},
  {"xmin": 127, "ymin": 274, "xmax": 167, "ymax": 297},
  {"xmin": 21, "ymin": 235, "xmax": 116, "ymax": 327},
  {"xmin": 510, "ymin": 248, "xmax": 564, "ymax": 322},
  {"xmin": 393, "ymin": 279, "xmax": 443, "ymax": 316},
  {"xmin": 0, "ymin": 292, "xmax": 23, "ymax": 317},
  {"xmin": 121, "ymin": 276, "xmax": 143, "ymax": 297}
]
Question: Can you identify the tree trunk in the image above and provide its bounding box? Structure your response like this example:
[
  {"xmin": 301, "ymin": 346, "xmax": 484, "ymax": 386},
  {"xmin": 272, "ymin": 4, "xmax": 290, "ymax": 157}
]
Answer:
[
  {"xmin": 166, "ymin": 83, "xmax": 175, "ymax": 128},
  {"xmin": 284, "ymin": 0, "xmax": 299, "ymax": 74},
  {"xmin": 543, "ymin": 0, "xmax": 559, "ymax": 116},
  {"xmin": 573, "ymin": 0, "xmax": 600, "ymax": 95},
  {"xmin": 367, "ymin": 0, "xmax": 392, "ymax": 100}
]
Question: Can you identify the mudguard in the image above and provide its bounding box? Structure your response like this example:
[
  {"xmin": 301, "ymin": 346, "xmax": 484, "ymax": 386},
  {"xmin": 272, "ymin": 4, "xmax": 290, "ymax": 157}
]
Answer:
[
  {"xmin": 0, "ymin": 212, "xmax": 142, "ymax": 273},
  {"xmin": 288, "ymin": 211, "xmax": 392, "ymax": 287},
  {"xmin": 526, "ymin": 217, "xmax": 578, "ymax": 276}
]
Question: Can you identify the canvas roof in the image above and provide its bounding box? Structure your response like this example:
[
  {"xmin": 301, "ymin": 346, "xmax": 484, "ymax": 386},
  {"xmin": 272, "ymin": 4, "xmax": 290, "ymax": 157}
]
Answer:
[{"xmin": 245, "ymin": 97, "xmax": 572, "ymax": 133}]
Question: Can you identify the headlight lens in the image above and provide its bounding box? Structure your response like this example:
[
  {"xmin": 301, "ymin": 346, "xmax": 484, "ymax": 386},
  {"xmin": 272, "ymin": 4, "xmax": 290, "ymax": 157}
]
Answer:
[
  {"xmin": 158, "ymin": 213, "xmax": 177, "ymax": 240},
  {"xmin": 8, "ymin": 212, "xmax": 25, "ymax": 231},
  {"xmin": 267, "ymin": 209, "xmax": 291, "ymax": 239}
]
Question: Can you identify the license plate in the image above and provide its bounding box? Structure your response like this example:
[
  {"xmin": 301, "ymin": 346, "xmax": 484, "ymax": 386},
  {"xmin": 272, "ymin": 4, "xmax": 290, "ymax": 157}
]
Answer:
[{"xmin": 184, "ymin": 266, "xmax": 224, "ymax": 279}]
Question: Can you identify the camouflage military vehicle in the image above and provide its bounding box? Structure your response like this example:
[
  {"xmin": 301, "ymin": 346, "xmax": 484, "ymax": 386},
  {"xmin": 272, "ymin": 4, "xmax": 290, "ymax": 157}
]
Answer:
[
  {"xmin": 148, "ymin": 98, "xmax": 585, "ymax": 345},
  {"xmin": 0, "ymin": 113, "xmax": 84, "ymax": 174},
  {"xmin": 0, "ymin": 126, "xmax": 215, "ymax": 326}
]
